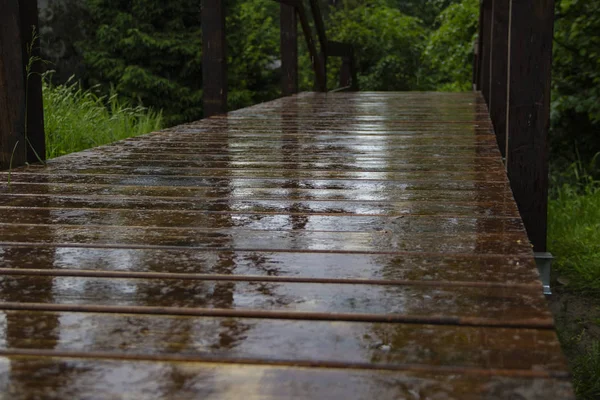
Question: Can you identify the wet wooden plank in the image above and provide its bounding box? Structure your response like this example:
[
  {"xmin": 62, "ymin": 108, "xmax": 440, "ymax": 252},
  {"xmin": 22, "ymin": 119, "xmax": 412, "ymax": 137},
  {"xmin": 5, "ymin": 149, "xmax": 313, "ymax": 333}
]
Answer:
[
  {"xmin": 0, "ymin": 246, "xmax": 541, "ymax": 284},
  {"xmin": 1, "ymin": 175, "xmax": 515, "ymax": 192},
  {"xmin": 0, "ymin": 225, "xmax": 531, "ymax": 254},
  {"xmin": 0, "ymin": 92, "xmax": 572, "ymax": 397},
  {"xmin": 0, "ymin": 209, "xmax": 526, "ymax": 233},
  {"xmin": 0, "ymin": 357, "xmax": 575, "ymax": 399},
  {"xmin": 0, "ymin": 182, "xmax": 518, "ymax": 203},
  {"xmin": 0, "ymin": 196, "xmax": 521, "ymax": 217},
  {"xmin": 0, "ymin": 311, "xmax": 567, "ymax": 371},
  {"xmin": 119, "ymin": 135, "xmax": 500, "ymax": 145},
  {"xmin": 41, "ymin": 158, "xmax": 506, "ymax": 173},
  {"xmin": 14, "ymin": 166, "xmax": 507, "ymax": 182},
  {"xmin": 0, "ymin": 276, "xmax": 552, "ymax": 324}
]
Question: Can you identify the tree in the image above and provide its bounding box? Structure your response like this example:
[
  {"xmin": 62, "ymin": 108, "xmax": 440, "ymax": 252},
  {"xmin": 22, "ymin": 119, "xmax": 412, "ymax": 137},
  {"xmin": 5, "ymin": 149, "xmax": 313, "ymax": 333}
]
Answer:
[
  {"xmin": 327, "ymin": 0, "xmax": 426, "ymax": 91},
  {"xmin": 80, "ymin": 0, "xmax": 280, "ymax": 125},
  {"xmin": 80, "ymin": 0, "xmax": 203, "ymax": 125},
  {"xmin": 550, "ymin": 0, "xmax": 600, "ymax": 164},
  {"xmin": 420, "ymin": 0, "xmax": 479, "ymax": 91}
]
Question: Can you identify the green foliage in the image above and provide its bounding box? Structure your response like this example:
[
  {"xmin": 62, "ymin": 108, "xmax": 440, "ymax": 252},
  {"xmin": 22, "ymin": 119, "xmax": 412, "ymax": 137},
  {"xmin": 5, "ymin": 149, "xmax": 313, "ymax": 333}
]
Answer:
[
  {"xmin": 551, "ymin": 0, "xmax": 600, "ymax": 164},
  {"xmin": 548, "ymin": 161, "xmax": 600, "ymax": 293},
  {"xmin": 80, "ymin": 0, "xmax": 202, "ymax": 125},
  {"xmin": 79, "ymin": 0, "xmax": 281, "ymax": 124},
  {"xmin": 421, "ymin": 0, "xmax": 479, "ymax": 91},
  {"xmin": 572, "ymin": 341, "xmax": 600, "ymax": 399},
  {"xmin": 327, "ymin": 0, "xmax": 426, "ymax": 90},
  {"xmin": 43, "ymin": 73, "xmax": 162, "ymax": 159},
  {"xmin": 227, "ymin": 0, "xmax": 280, "ymax": 109},
  {"xmin": 388, "ymin": 0, "xmax": 460, "ymax": 27}
]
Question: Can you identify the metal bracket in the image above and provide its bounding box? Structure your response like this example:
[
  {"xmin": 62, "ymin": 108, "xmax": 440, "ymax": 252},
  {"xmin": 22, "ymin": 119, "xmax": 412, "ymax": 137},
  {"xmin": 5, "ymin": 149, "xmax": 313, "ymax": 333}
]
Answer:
[{"xmin": 534, "ymin": 252, "xmax": 553, "ymax": 295}]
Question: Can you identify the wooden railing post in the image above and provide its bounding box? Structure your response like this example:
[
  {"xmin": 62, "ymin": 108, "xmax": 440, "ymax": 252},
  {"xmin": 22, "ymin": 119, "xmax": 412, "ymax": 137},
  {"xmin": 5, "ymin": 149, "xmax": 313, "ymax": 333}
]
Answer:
[
  {"xmin": 280, "ymin": 3, "xmax": 298, "ymax": 96},
  {"xmin": 20, "ymin": 0, "xmax": 45, "ymax": 163},
  {"xmin": 479, "ymin": 0, "xmax": 493, "ymax": 103},
  {"xmin": 308, "ymin": 0, "xmax": 327, "ymax": 91},
  {"xmin": 1, "ymin": 0, "xmax": 45, "ymax": 170},
  {"xmin": 474, "ymin": 0, "xmax": 485, "ymax": 90},
  {"xmin": 489, "ymin": 0, "xmax": 509, "ymax": 157},
  {"xmin": 339, "ymin": 55, "xmax": 352, "ymax": 88},
  {"xmin": 202, "ymin": 0, "xmax": 227, "ymax": 118},
  {"xmin": 1, "ymin": 0, "xmax": 28, "ymax": 170},
  {"xmin": 506, "ymin": 0, "xmax": 555, "ymax": 252}
]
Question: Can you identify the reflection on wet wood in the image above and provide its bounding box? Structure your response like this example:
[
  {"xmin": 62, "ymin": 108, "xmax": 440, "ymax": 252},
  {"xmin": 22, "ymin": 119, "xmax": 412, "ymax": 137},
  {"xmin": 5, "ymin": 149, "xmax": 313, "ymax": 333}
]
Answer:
[
  {"xmin": 0, "ymin": 357, "xmax": 575, "ymax": 399},
  {"xmin": 0, "ymin": 311, "xmax": 567, "ymax": 371},
  {"xmin": 0, "ymin": 92, "xmax": 573, "ymax": 398}
]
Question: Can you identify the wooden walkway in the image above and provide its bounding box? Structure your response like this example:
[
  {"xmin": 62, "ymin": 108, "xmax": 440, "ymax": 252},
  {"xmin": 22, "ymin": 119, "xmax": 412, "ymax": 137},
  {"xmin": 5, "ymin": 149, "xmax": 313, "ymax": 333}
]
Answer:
[{"xmin": 0, "ymin": 92, "xmax": 573, "ymax": 398}]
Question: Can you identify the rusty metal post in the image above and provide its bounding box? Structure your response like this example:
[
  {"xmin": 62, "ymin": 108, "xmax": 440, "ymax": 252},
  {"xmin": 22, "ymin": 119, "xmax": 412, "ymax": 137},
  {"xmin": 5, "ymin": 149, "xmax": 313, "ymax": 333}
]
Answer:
[
  {"xmin": 280, "ymin": 2, "xmax": 298, "ymax": 96},
  {"xmin": 202, "ymin": 0, "xmax": 227, "ymax": 118},
  {"xmin": 506, "ymin": 0, "xmax": 555, "ymax": 252}
]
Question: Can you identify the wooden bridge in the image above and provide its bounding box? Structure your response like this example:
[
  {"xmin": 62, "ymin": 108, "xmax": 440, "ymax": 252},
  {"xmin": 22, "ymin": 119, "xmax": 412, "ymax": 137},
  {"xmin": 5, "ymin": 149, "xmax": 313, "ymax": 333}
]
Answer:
[{"xmin": 0, "ymin": 0, "xmax": 575, "ymax": 399}]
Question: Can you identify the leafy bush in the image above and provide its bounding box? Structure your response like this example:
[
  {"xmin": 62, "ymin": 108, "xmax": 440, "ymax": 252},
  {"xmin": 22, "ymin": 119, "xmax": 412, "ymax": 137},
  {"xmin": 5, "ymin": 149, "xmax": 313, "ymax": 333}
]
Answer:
[
  {"xmin": 550, "ymin": 0, "xmax": 600, "ymax": 165},
  {"xmin": 421, "ymin": 0, "xmax": 479, "ymax": 91},
  {"xmin": 226, "ymin": 0, "xmax": 280, "ymax": 109},
  {"xmin": 79, "ymin": 0, "xmax": 281, "ymax": 125},
  {"xmin": 43, "ymin": 73, "xmax": 162, "ymax": 159},
  {"xmin": 548, "ymin": 159, "xmax": 600, "ymax": 293},
  {"xmin": 327, "ymin": 1, "xmax": 426, "ymax": 90},
  {"xmin": 80, "ymin": 0, "xmax": 203, "ymax": 125}
]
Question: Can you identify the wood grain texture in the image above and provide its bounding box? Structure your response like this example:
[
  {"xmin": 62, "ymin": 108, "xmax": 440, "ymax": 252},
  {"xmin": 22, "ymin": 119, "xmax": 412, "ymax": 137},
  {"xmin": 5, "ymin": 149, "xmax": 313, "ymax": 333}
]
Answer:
[
  {"xmin": 506, "ymin": 0, "xmax": 555, "ymax": 252},
  {"xmin": 0, "ymin": 92, "xmax": 572, "ymax": 398}
]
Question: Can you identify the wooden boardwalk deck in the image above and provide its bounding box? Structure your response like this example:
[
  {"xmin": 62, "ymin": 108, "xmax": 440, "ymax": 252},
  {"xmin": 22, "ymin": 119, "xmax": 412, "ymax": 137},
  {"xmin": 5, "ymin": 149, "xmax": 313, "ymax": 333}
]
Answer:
[{"xmin": 0, "ymin": 92, "xmax": 573, "ymax": 399}]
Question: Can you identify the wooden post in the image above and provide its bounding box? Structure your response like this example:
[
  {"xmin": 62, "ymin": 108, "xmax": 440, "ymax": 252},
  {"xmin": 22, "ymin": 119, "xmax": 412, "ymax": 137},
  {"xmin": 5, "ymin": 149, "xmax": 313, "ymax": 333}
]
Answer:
[
  {"xmin": 307, "ymin": 0, "xmax": 327, "ymax": 91},
  {"xmin": 340, "ymin": 56, "xmax": 352, "ymax": 88},
  {"xmin": 474, "ymin": 0, "xmax": 485, "ymax": 90},
  {"xmin": 479, "ymin": 0, "xmax": 493, "ymax": 103},
  {"xmin": 280, "ymin": 3, "xmax": 298, "ymax": 96},
  {"xmin": 0, "ymin": 0, "xmax": 27, "ymax": 170},
  {"xmin": 506, "ymin": 0, "xmax": 555, "ymax": 252},
  {"xmin": 339, "ymin": 48, "xmax": 357, "ymax": 90},
  {"xmin": 472, "ymin": 35, "xmax": 479, "ymax": 90},
  {"xmin": 20, "ymin": 0, "xmax": 45, "ymax": 163},
  {"xmin": 489, "ymin": 0, "xmax": 509, "ymax": 157},
  {"xmin": 202, "ymin": 0, "xmax": 227, "ymax": 118}
]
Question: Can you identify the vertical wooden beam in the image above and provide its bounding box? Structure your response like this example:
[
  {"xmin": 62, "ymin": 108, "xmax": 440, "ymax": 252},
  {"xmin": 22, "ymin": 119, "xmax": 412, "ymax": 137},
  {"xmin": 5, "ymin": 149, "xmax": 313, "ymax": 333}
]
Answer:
[
  {"xmin": 0, "ymin": 0, "xmax": 27, "ymax": 170},
  {"xmin": 307, "ymin": 0, "xmax": 327, "ymax": 90},
  {"xmin": 506, "ymin": 0, "xmax": 555, "ymax": 252},
  {"xmin": 489, "ymin": 0, "xmax": 509, "ymax": 157},
  {"xmin": 339, "ymin": 56, "xmax": 352, "ymax": 88},
  {"xmin": 474, "ymin": 0, "xmax": 485, "ymax": 90},
  {"xmin": 472, "ymin": 34, "xmax": 479, "ymax": 90},
  {"xmin": 280, "ymin": 3, "xmax": 298, "ymax": 96},
  {"xmin": 20, "ymin": 0, "xmax": 45, "ymax": 163},
  {"xmin": 202, "ymin": 0, "xmax": 227, "ymax": 118},
  {"xmin": 479, "ymin": 0, "xmax": 493, "ymax": 103},
  {"xmin": 295, "ymin": 3, "xmax": 326, "ymax": 92}
]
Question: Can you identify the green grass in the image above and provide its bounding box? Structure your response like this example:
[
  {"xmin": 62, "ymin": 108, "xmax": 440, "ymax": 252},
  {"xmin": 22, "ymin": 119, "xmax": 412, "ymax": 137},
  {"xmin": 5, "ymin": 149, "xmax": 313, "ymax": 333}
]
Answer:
[
  {"xmin": 549, "ymin": 160, "xmax": 600, "ymax": 293},
  {"xmin": 549, "ymin": 159, "xmax": 600, "ymax": 399},
  {"xmin": 572, "ymin": 341, "xmax": 600, "ymax": 399},
  {"xmin": 43, "ymin": 74, "xmax": 163, "ymax": 159}
]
